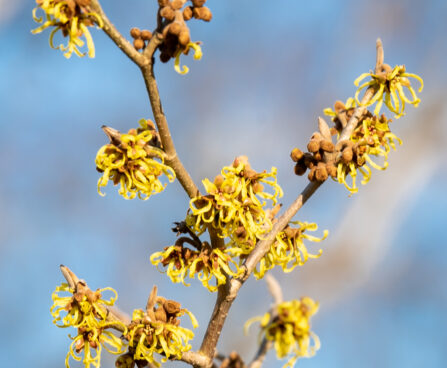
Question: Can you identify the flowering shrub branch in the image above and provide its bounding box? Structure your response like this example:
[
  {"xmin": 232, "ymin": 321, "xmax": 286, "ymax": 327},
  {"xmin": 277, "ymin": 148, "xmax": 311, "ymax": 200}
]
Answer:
[{"xmin": 33, "ymin": 2, "xmax": 423, "ymax": 367}]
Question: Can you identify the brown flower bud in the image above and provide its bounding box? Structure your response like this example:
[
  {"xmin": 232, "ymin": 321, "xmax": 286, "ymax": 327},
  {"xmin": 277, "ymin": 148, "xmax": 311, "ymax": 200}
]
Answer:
[
  {"xmin": 334, "ymin": 100, "xmax": 346, "ymax": 113},
  {"xmin": 303, "ymin": 153, "xmax": 315, "ymax": 169},
  {"xmin": 307, "ymin": 139, "xmax": 320, "ymax": 153},
  {"xmin": 178, "ymin": 30, "xmax": 190, "ymax": 46},
  {"xmin": 160, "ymin": 6, "xmax": 175, "ymax": 21},
  {"xmin": 171, "ymin": 0, "xmax": 183, "ymax": 10},
  {"xmin": 183, "ymin": 6, "xmax": 193, "ymax": 20},
  {"xmin": 192, "ymin": 0, "xmax": 207, "ymax": 6},
  {"xmin": 315, "ymin": 162, "xmax": 328, "ymax": 181},
  {"xmin": 233, "ymin": 155, "xmax": 249, "ymax": 167},
  {"xmin": 290, "ymin": 148, "xmax": 304, "ymax": 162},
  {"xmin": 160, "ymin": 52, "xmax": 171, "ymax": 63},
  {"xmin": 330, "ymin": 127, "xmax": 338, "ymax": 136},
  {"xmin": 214, "ymin": 174, "xmax": 224, "ymax": 188},
  {"xmin": 294, "ymin": 162, "xmax": 307, "ymax": 176},
  {"xmin": 197, "ymin": 6, "xmax": 212, "ymax": 21},
  {"xmin": 158, "ymin": 0, "xmax": 170, "ymax": 6},
  {"xmin": 75, "ymin": 0, "xmax": 91, "ymax": 7},
  {"xmin": 164, "ymin": 300, "xmax": 181, "ymax": 315},
  {"xmin": 141, "ymin": 30, "xmax": 152, "ymax": 40},
  {"xmin": 320, "ymin": 139, "xmax": 335, "ymax": 152},
  {"xmin": 326, "ymin": 163, "xmax": 337, "ymax": 178},
  {"xmin": 130, "ymin": 27, "xmax": 141, "ymax": 39},
  {"xmin": 341, "ymin": 147, "xmax": 353, "ymax": 163},
  {"xmin": 155, "ymin": 307, "xmax": 167, "ymax": 322},
  {"xmin": 169, "ymin": 22, "xmax": 182, "ymax": 36},
  {"xmin": 133, "ymin": 38, "xmax": 145, "ymax": 50},
  {"xmin": 313, "ymin": 151, "xmax": 322, "ymax": 161}
]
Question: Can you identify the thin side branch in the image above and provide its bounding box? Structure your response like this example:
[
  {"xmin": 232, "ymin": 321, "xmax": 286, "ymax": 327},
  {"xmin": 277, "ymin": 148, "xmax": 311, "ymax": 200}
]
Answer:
[
  {"xmin": 198, "ymin": 40, "xmax": 385, "ymax": 364},
  {"xmin": 90, "ymin": 0, "xmax": 146, "ymax": 66}
]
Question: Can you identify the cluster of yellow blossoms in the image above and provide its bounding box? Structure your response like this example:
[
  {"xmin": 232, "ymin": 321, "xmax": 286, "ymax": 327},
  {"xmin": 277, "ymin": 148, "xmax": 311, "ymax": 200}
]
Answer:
[
  {"xmin": 151, "ymin": 241, "xmax": 240, "ymax": 292},
  {"xmin": 354, "ymin": 64, "xmax": 423, "ymax": 118},
  {"xmin": 51, "ymin": 281, "xmax": 126, "ymax": 367},
  {"xmin": 245, "ymin": 297, "xmax": 320, "ymax": 368},
  {"xmin": 187, "ymin": 156, "xmax": 283, "ymax": 247},
  {"xmin": 95, "ymin": 119, "xmax": 175, "ymax": 200},
  {"xmin": 254, "ymin": 221, "xmax": 328, "ymax": 279},
  {"xmin": 124, "ymin": 297, "xmax": 197, "ymax": 367},
  {"xmin": 32, "ymin": 0, "xmax": 103, "ymax": 58},
  {"xmin": 318, "ymin": 63, "xmax": 423, "ymax": 194},
  {"xmin": 52, "ymin": 273, "xmax": 197, "ymax": 368},
  {"xmin": 151, "ymin": 157, "xmax": 328, "ymax": 291}
]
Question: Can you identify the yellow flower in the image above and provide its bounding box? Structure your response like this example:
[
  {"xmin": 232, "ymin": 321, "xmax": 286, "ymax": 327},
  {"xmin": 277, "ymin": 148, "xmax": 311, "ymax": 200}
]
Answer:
[
  {"xmin": 51, "ymin": 281, "xmax": 126, "ymax": 368},
  {"xmin": 174, "ymin": 42, "xmax": 203, "ymax": 75},
  {"xmin": 32, "ymin": 0, "xmax": 103, "ymax": 58},
  {"xmin": 96, "ymin": 119, "xmax": 175, "ymax": 200},
  {"xmin": 187, "ymin": 156, "xmax": 283, "ymax": 251},
  {"xmin": 150, "ymin": 241, "xmax": 241, "ymax": 292},
  {"xmin": 253, "ymin": 221, "xmax": 327, "ymax": 279},
  {"xmin": 335, "ymin": 115, "xmax": 402, "ymax": 194},
  {"xmin": 126, "ymin": 299, "xmax": 198, "ymax": 366},
  {"xmin": 354, "ymin": 64, "xmax": 423, "ymax": 118},
  {"xmin": 245, "ymin": 297, "xmax": 320, "ymax": 368}
]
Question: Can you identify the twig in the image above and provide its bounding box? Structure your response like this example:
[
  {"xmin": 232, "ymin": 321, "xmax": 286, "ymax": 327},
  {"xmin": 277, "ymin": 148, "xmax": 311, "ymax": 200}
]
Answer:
[
  {"xmin": 248, "ymin": 339, "xmax": 272, "ymax": 368},
  {"xmin": 198, "ymin": 40, "xmax": 384, "ymax": 365},
  {"xmin": 265, "ymin": 274, "xmax": 283, "ymax": 306},
  {"xmin": 89, "ymin": 0, "xmax": 146, "ymax": 66},
  {"xmin": 247, "ymin": 275, "xmax": 283, "ymax": 368}
]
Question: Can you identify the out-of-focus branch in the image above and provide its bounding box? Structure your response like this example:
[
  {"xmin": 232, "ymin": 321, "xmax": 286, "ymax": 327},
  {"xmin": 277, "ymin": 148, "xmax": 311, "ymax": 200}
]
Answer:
[
  {"xmin": 90, "ymin": 0, "xmax": 146, "ymax": 67},
  {"xmin": 198, "ymin": 40, "xmax": 384, "ymax": 366},
  {"xmin": 247, "ymin": 275, "xmax": 283, "ymax": 368}
]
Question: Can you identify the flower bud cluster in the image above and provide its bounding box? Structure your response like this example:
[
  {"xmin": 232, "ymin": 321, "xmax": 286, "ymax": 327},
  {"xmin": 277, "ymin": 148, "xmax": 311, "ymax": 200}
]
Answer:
[
  {"xmin": 156, "ymin": 0, "xmax": 211, "ymax": 73},
  {"xmin": 130, "ymin": 27, "xmax": 153, "ymax": 50},
  {"xmin": 32, "ymin": 0, "xmax": 103, "ymax": 58},
  {"xmin": 51, "ymin": 281, "xmax": 126, "ymax": 368},
  {"xmin": 122, "ymin": 288, "xmax": 198, "ymax": 367},
  {"xmin": 95, "ymin": 119, "xmax": 175, "ymax": 200},
  {"xmin": 245, "ymin": 297, "xmax": 320, "ymax": 368}
]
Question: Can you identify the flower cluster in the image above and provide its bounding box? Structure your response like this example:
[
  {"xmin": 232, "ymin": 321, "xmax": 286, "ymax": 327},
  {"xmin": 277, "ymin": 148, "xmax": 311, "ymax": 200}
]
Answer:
[
  {"xmin": 253, "ymin": 221, "xmax": 327, "ymax": 279},
  {"xmin": 291, "ymin": 59, "xmax": 422, "ymax": 194},
  {"xmin": 151, "ymin": 240, "xmax": 241, "ymax": 292},
  {"xmin": 143, "ymin": 0, "xmax": 212, "ymax": 74},
  {"xmin": 51, "ymin": 281, "xmax": 126, "ymax": 368},
  {"xmin": 334, "ymin": 114, "xmax": 402, "ymax": 193},
  {"xmin": 245, "ymin": 297, "xmax": 320, "ymax": 368},
  {"xmin": 95, "ymin": 119, "xmax": 175, "ymax": 200},
  {"xmin": 32, "ymin": 0, "xmax": 103, "ymax": 58},
  {"xmin": 187, "ymin": 156, "xmax": 283, "ymax": 249},
  {"xmin": 122, "ymin": 289, "xmax": 198, "ymax": 367},
  {"xmin": 354, "ymin": 64, "xmax": 423, "ymax": 118}
]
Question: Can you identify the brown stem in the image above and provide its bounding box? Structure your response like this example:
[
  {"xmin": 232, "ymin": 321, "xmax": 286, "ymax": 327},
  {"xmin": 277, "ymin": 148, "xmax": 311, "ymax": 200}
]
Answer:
[
  {"xmin": 90, "ymin": 0, "xmax": 146, "ymax": 67},
  {"xmin": 198, "ymin": 40, "xmax": 385, "ymax": 365}
]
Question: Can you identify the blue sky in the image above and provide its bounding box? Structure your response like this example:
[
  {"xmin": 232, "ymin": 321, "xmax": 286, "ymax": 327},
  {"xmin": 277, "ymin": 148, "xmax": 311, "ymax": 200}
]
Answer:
[{"xmin": 0, "ymin": 1, "xmax": 446, "ymax": 367}]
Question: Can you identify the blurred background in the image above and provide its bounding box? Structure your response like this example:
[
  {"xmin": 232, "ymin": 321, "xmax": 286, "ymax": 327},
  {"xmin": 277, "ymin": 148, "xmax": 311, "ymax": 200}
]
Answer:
[{"xmin": 1, "ymin": 0, "xmax": 446, "ymax": 367}]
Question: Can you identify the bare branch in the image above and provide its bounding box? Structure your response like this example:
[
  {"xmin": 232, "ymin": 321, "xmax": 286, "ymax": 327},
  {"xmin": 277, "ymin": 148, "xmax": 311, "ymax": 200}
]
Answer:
[
  {"xmin": 248, "ymin": 339, "xmax": 272, "ymax": 368},
  {"xmin": 198, "ymin": 40, "xmax": 385, "ymax": 365},
  {"xmin": 90, "ymin": 0, "xmax": 146, "ymax": 67},
  {"xmin": 265, "ymin": 274, "xmax": 283, "ymax": 305},
  {"xmin": 140, "ymin": 63, "xmax": 200, "ymax": 199}
]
